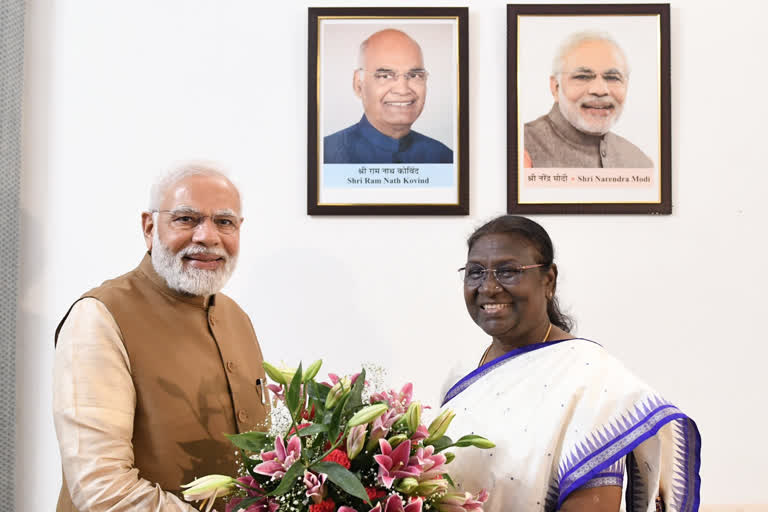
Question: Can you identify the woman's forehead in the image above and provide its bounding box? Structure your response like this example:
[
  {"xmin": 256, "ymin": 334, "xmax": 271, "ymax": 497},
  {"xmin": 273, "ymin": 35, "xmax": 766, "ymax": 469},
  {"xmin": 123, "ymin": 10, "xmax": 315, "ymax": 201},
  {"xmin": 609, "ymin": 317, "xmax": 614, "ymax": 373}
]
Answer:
[{"xmin": 468, "ymin": 233, "xmax": 539, "ymax": 260}]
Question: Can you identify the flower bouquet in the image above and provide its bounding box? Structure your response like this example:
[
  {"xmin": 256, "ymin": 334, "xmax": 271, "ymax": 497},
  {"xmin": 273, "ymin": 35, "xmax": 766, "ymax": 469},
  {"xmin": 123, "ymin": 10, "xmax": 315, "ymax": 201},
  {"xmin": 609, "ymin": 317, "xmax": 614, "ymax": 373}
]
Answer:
[{"xmin": 182, "ymin": 360, "xmax": 493, "ymax": 512}]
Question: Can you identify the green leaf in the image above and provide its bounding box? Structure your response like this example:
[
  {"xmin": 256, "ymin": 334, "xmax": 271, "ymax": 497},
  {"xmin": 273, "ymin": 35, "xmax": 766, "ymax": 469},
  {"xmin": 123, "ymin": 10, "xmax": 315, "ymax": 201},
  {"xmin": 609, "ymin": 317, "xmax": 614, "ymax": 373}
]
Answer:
[
  {"xmin": 267, "ymin": 461, "xmax": 305, "ymax": 496},
  {"xmin": 328, "ymin": 393, "xmax": 350, "ymax": 441},
  {"xmin": 286, "ymin": 362, "xmax": 303, "ymax": 418},
  {"xmin": 344, "ymin": 368, "xmax": 366, "ymax": 411},
  {"xmin": 307, "ymin": 380, "xmax": 330, "ymax": 402},
  {"xmin": 443, "ymin": 472, "xmax": 456, "ymax": 489},
  {"xmin": 295, "ymin": 424, "xmax": 328, "ymax": 437},
  {"xmin": 226, "ymin": 431, "xmax": 272, "ymax": 453},
  {"xmin": 234, "ymin": 495, "xmax": 271, "ymax": 509},
  {"xmin": 426, "ymin": 435, "xmax": 454, "ymax": 453},
  {"xmin": 306, "ymin": 381, "xmax": 329, "ymax": 418},
  {"xmin": 311, "ymin": 461, "xmax": 371, "ymax": 504}
]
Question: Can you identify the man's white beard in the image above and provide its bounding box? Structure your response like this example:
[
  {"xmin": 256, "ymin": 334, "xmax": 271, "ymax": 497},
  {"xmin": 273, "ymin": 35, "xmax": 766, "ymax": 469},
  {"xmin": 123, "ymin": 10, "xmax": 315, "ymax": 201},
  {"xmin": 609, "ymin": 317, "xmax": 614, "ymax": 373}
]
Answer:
[
  {"xmin": 557, "ymin": 86, "xmax": 622, "ymax": 136},
  {"xmin": 151, "ymin": 230, "xmax": 237, "ymax": 296}
]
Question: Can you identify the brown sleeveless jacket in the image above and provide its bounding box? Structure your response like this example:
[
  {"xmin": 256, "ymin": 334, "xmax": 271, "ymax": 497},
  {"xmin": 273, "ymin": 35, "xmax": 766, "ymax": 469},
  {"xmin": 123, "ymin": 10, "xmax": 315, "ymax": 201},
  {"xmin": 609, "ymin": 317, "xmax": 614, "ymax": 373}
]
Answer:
[{"xmin": 55, "ymin": 254, "xmax": 269, "ymax": 511}]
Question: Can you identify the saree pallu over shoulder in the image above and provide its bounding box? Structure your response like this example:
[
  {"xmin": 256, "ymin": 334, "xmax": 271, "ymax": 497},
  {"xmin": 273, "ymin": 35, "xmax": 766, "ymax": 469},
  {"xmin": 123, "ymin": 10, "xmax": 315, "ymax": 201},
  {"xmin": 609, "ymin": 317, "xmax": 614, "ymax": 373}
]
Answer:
[{"xmin": 442, "ymin": 339, "xmax": 701, "ymax": 512}]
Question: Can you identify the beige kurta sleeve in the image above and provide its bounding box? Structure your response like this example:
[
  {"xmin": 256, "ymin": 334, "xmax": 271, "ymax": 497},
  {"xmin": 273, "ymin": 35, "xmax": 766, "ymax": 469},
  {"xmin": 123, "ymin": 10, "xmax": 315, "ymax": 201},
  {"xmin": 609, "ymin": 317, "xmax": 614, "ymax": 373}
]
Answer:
[{"xmin": 53, "ymin": 298, "xmax": 197, "ymax": 511}]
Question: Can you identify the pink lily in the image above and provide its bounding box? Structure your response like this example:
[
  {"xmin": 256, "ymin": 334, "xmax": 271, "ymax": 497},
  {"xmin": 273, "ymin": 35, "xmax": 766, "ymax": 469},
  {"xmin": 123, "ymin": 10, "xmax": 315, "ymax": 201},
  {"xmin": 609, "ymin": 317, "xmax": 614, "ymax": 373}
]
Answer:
[
  {"xmin": 346, "ymin": 424, "xmax": 367, "ymax": 459},
  {"xmin": 409, "ymin": 425, "xmax": 430, "ymax": 444},
  {"xmin": 338, "ymin": 508, "xmax": 358, "ymax": 512},
  {"xmin": 266, "ymin": 383, "xmax": 284, "ymax": 402},
  {"xmin": 253, "ymin": 436, "xmax": 301, "ymax": 480},
  {"xmin": 373, "ymin": 439, "xmax": 422, "ymax": 488},
  {"xmin": 410, "ymin": 445, "xmax": 447, "ymax": 481},
  {"xmin": 303, "ymin": 470, "xmax": 327, "ymax": 504},
  {"xmin": 234, "ymin": 475, "xmax": 266, "ymax": 497},
  {"xmin": 369, "ymin": 383, "xmax": 414, "ymax": 414},
  {"xmin": 367, "ymin": 409, "xmax": 402, "ymax": 449},
  {"xmin": 434, "ymin": 489, "xmax": 489, "ymax": 512},
  {"xmin": 323, "ymin": 372, "xmax": 362, "ymax": 387},
  {"xmin": 369, "ymin": 495, "xmax": 423, "ymax": 512}
]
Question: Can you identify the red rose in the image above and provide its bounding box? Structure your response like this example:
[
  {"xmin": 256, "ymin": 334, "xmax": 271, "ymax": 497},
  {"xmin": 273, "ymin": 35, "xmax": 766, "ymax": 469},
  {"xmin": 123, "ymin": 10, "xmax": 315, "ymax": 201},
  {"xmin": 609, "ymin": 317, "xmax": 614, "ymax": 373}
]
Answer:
[
  {"xmin": 302, "ymin": 404, "xmax": 317, "ymax": 420},
  {"xmin": 322, "ymin": 449, "xmax": 351, "ymax": 469},
  {"xmin": 365, "ymin": 487, "xmax": 386, "ymax": 501},
  {"xmin": 309, "ymin": 498, "xmax": 335, "ymax": 512}
]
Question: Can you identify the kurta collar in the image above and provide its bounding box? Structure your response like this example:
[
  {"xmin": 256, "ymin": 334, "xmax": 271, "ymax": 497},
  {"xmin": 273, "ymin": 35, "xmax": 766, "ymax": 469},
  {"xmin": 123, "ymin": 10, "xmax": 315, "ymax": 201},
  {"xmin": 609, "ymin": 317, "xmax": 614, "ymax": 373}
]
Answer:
[
  {"xmin": 547, "ymin": 103, "xmax": 605, "ymax": 148},
  {"xmin": 357, "ymin": 114, "xmax": 414, "ymax": 152},
  {"xmin": 137, "ymin": 252, "xmax": 214, "ymax": 309}
]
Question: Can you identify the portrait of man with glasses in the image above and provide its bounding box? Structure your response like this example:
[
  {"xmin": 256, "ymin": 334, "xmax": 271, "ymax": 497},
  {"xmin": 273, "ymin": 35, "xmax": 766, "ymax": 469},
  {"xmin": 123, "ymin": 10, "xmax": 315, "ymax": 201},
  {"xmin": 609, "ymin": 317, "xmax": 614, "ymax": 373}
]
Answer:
[
  {"xmin": 323, "ymin": 28, "xmax": 454, "ymax": 164},
  {"xmin": 524, "ymin": 31, "xmax": 654, "ymax": 169}
]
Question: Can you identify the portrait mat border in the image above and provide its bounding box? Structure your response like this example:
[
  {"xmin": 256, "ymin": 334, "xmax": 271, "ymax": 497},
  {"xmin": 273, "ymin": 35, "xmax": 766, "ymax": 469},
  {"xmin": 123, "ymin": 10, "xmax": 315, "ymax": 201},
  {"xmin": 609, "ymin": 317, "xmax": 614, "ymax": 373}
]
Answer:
[
  {"xmin": 507, "ymin": 3, "xmax": 671, "ymax": 215},
  {"xmin": 308, "ymin": 7, "xmax": 469, "ymax": 216}
]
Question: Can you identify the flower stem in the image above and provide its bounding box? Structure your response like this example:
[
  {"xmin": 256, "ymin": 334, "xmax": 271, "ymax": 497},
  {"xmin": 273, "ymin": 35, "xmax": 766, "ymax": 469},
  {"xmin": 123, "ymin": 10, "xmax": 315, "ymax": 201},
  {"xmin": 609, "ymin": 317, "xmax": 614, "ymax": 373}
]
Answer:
[{"xmin": 310, "ymin": 425, "xmax": 348, "ymax": 466}]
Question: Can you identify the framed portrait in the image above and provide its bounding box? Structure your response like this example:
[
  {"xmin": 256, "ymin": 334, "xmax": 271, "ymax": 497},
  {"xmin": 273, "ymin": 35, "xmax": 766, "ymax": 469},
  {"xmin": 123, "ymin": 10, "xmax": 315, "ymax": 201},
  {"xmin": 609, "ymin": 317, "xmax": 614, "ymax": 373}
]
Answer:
[
  {"xmin": 308, "ymin": 7, "xmax": 469, "ymax": 215},
  {"xmin": 508, "ymin": 4, "xmax": 671, "ymax": 214}
]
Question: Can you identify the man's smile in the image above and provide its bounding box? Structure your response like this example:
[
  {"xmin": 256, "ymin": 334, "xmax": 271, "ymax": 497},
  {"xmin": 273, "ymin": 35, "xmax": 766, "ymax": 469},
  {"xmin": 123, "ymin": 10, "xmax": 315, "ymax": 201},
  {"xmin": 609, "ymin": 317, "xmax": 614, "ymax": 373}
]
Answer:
[
  {"xmin": 183, "ymin": 253, "xmax": 225, "ymax": 270},
  {"xmin": 580, "ymin": 101, "xmax": 615, "ymax": 117},
  {"xmin": 383, "ymin": 100, "xmax": 416, "ymax": 107}
]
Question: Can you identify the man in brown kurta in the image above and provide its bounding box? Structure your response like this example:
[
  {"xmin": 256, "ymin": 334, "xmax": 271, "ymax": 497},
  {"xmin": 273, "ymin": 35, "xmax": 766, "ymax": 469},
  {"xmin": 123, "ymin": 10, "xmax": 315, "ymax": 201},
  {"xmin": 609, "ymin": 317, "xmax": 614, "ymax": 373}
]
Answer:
[
  {"xmin": 524, "ymin": 32, "xmax": 653, "ymax": 169},
  {"xmin": 53, "ymin": 163, "xmax": 269, "ymax": 511}
]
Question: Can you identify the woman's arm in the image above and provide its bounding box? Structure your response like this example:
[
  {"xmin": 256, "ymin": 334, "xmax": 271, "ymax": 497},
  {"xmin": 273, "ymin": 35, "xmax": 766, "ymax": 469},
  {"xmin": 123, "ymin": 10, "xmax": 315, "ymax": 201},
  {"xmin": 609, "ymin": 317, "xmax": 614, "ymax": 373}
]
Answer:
[{"xmin": 558, "ymin": 486, "xmax": 622, "ymax": 512}]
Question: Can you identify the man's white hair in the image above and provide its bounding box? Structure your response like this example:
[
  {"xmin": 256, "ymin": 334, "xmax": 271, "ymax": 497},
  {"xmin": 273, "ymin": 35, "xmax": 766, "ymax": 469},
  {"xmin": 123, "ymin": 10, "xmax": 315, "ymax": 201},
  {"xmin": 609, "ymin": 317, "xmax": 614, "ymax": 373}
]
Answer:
[
  {"xmin": 148, "ymin": 161, "xmax": 241, "ymax": 211},
  {"xmin": 551, "ymin": 31, "xmax": 630, "ymax": 77}
]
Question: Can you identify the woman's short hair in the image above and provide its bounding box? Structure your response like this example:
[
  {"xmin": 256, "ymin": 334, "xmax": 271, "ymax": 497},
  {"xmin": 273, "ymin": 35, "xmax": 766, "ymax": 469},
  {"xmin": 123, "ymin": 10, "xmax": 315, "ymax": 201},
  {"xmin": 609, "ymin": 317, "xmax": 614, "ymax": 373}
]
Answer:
[{"xmin": 467, "ymin": 215, "xmax": 574, "ymax": 333}]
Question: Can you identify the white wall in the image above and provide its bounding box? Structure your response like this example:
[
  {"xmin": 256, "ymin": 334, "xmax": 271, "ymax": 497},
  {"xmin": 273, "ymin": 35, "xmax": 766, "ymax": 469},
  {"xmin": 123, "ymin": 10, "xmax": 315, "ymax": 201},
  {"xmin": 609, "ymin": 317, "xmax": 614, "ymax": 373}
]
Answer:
[{"xmin": 18, "ymin": 0, "xmax": 768, "ymax": 509}]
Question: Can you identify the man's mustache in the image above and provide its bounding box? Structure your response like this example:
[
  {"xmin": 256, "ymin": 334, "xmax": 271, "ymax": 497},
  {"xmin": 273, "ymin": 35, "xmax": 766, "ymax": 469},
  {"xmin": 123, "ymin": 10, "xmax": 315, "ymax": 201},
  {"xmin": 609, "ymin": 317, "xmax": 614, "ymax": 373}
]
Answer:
[
  {"xmin": 578, "ymin": 96, "xmax": 617, "ymax": 109},
  {"xmin": 178, "ymin": 245, "xmax": 229, "ymax": 260}
]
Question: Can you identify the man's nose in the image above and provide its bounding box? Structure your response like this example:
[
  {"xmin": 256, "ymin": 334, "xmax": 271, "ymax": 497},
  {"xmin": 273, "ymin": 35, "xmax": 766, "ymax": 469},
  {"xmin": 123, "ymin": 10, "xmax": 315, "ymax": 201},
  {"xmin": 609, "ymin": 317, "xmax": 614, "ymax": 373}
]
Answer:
[
  {"xmin": 588, "ymin": 77, "xmax": 610, "ymax": 96},
  {"xmin": 390, "ymin": 74, "xmax": 412, "ymax": 93},
  {"xmin": 191, "ymin": 217, "xmax": 221, "ymax": 245}
]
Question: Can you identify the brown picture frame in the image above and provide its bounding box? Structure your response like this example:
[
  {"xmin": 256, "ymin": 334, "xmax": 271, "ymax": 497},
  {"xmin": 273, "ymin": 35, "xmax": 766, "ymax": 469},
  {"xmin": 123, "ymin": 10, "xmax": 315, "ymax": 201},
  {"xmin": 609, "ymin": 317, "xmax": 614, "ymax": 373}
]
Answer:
[
  {"xmin": 308, "ymin": 7, "xmax": 469, "ymax": 215},
  {"xmin": 507, "ymin": 3, "xmax": 671, "ymax": 214}
]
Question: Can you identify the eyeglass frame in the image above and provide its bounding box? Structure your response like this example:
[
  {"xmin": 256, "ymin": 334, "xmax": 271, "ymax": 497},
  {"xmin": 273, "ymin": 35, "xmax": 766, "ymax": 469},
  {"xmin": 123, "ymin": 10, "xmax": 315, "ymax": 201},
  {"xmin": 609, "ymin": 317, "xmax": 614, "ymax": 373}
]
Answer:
[
  {"xmin": 556, "ymin": 67, "xmax": 629, "ymax": 87},
  {"xmin": 150, "ymin": 208, "xmax": 243, "ymax": 234},
  {"xmin": 356, "ymin": 68, "xmax": 429, "ymax": 83},
  {"xmin": 458, "ymin": 263, "xmax": 549, "ymax": 287}
]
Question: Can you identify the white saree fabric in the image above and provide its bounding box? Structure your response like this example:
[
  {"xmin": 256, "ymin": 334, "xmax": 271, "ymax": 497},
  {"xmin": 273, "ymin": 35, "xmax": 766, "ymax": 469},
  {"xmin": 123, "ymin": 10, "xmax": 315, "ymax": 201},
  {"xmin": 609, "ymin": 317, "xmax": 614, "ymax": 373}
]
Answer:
[{"xmin": 442, "ymin": 338, "xmax": 700, "ymax": 512}]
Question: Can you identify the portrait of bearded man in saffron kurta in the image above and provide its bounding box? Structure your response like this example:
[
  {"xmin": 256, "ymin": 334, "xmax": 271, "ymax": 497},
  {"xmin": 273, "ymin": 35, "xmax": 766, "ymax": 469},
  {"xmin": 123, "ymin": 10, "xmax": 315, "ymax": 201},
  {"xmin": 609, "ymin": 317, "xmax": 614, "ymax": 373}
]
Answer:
[{"xmin": 524, "ymin": 31, "xmax": 653, "ymax": 169}]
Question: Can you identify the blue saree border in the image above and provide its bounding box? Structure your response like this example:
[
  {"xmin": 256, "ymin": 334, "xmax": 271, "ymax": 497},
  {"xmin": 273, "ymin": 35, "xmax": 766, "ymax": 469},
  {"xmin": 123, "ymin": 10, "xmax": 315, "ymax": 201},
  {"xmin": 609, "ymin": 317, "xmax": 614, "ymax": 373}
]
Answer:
[
  {"xmin": 442, "ymin": 338, "xmax": 592, "ymax": 406},
  {"xmin": 557, "ymin": 399, "xmax": 701, "ymax": 511},
  {"xmin": 442, "ymin": 338, "xmax": 701, "ymax": 511}
]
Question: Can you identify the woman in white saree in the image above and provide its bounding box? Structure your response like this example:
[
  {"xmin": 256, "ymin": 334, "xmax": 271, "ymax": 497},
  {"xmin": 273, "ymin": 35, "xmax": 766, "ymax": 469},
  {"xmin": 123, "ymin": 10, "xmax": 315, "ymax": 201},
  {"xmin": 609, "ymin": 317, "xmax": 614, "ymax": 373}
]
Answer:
[{"xmin": 443, "ymin": 216, "xmax": 700, "ymax": 512}]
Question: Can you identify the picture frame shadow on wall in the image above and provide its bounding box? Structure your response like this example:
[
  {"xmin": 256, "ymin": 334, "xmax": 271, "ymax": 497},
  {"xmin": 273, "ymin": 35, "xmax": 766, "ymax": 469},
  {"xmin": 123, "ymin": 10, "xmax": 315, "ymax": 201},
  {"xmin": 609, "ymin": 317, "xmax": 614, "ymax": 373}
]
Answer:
[
  {"xmin": 508, "ymin": 3, "xmax": 671, "ymax": 214},
  {"xmin": 307, "ymin": 7, "xmax": 469, "ymax": 215}
]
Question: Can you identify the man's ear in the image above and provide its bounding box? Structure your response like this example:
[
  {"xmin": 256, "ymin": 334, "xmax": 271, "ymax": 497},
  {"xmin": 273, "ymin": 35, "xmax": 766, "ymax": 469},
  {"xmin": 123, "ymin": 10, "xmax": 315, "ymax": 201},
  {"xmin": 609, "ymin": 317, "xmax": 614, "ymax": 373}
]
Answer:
[
  {"xmin": 141, "ymin": 211, "xmax": 155, "ymax": 251},
  {"xmin": 353, "ymin": 70, "xmax": 363, "ymax": 99},
  {"xmin": 550, "ymin": 75, "xmax": 559, "ymax": 102}
]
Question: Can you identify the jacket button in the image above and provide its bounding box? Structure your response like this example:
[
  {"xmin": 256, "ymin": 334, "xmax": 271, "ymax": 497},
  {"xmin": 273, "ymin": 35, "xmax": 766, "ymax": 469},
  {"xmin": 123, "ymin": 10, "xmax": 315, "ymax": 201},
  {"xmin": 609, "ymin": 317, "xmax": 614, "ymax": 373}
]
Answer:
[
  {"xmin": 238, "ymin": 410, "xmax": 248, "ymax": 422},
  {"xmin": 226, "ymin": 361, "xmax": 235, "ymax": 372}
]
